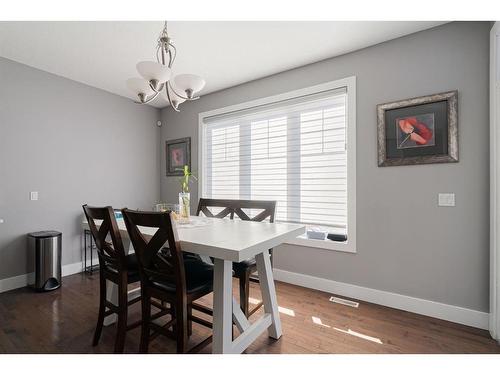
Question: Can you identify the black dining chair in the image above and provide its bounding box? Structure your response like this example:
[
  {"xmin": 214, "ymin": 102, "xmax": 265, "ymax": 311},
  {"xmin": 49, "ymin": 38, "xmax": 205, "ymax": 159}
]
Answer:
[
  {"xmin": 82, "ymin": 204, "xmax": 142, "ymax": 353},
  {"xmin": 121, "ymin": 208, "xmax": 214, "ymax": 353}
]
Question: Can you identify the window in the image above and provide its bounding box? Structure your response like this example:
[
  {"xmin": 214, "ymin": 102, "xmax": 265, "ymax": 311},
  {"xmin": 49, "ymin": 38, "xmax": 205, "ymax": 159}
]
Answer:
[{"xmin": 199, "ymin": 77, "xmax": 356, "ymax": 252}]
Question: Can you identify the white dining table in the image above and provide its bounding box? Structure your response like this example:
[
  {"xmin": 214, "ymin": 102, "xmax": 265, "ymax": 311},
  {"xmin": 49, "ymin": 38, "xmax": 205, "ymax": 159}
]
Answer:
[{"xmin": 82, "ymin": 216, "xmax": 305, "ymax": 354}]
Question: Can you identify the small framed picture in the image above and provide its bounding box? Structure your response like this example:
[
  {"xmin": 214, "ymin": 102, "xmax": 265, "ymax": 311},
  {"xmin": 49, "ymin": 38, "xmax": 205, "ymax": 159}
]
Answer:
[
  {"xmin": 166, "ymin": 137, "xmax": 191, "ymax": 176},
  {"xmin": 377, "ymin": 91, "xmax": 458, "ymax": 167}
]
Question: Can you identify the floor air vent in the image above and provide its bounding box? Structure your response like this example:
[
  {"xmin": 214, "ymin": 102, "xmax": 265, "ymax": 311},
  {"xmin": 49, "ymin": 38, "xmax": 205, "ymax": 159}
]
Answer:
[{"xmin": 329, "ymin": 296, "xmax": 359, "ymax": 308}]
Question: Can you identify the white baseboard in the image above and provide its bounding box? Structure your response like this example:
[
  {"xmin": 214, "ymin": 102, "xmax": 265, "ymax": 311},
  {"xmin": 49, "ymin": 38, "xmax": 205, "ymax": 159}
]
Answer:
[
  {"xmin": 0, "ymin": 258, "xmax": 98, "ymax": 294},
  {"xmin": 0, "ymin": 272, "xmax": 35, "ymax": 293},
  {"xmin": 273, "ymin": 268, "xmax": 489, "ymax": 330},
  {"xmin": 62, "ymin": 260, "xmax": 87, "ymax": 276}
]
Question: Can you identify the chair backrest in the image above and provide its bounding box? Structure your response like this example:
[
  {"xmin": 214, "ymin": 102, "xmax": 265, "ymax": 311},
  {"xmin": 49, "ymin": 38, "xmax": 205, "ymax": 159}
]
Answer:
[
  {"xmin": 121, "ymin": 209, "xmax": 186, "ymax": 294},
  {"xmin": 82, "ymin": 204, "xmax": 126, "ymax": 270},
  {"xmin": 196, "ymin": 198, "xmax": 276, "ymax": 223}
]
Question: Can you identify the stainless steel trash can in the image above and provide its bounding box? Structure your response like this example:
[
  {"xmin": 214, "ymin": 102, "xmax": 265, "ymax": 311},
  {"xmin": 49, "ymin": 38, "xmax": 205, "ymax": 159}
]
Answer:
[{"xmin": 28, "ymin": 231, "xmax": 62, "ymax": 292}]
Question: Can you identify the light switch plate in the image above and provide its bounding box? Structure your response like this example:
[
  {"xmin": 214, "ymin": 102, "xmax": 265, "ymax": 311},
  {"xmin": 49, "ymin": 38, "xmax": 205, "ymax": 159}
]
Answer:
[
  {"xmin": 0, "ymin": 219, "xmax": 4, "ymax": 224},
  {"xmin": 30, "ymin": 191, "xmax": 38, "ymax": 201},
  {"xmin": 438, "ymin": 193, "xmax": 455, "ymax": 207}
]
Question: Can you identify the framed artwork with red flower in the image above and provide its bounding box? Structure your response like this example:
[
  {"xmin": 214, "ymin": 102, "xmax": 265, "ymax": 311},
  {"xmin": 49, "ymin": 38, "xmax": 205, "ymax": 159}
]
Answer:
[
  {"xmin": 377, "ymin": 91, "xmax": 458, "ymax": 167},
  {"xmin": 166, "ymin": 137, "xmax": 191, "ymax": 176}
]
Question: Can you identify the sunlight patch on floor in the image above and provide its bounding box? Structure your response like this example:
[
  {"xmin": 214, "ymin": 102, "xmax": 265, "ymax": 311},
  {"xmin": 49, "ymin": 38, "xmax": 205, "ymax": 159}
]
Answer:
[
  {"xmin": 248, "ymin": 297, "xmax": 261, "ymax": 305},
  {"xmin": 248, "ymin": 297, "xmax": 295, "ymax": 316},
  {"xmin": 278, "ymin": 306, "xmax": 295, "ymax": 317},
  {"xmin": 311, "ymin": 315, "xmax": 383, "ymax": 344},
  {"xmin": 311, "ymin": 316, "xmax": 331, "ymax": 328},
  {"xmin": 333, "ymin": 327, "xmax": 383, "ymax": 344}
]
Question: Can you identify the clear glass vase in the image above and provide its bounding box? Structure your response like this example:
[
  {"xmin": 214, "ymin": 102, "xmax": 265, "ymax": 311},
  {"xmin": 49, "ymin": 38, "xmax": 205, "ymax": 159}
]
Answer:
[{"xmin": 178, "ymin": 192, "xmax": 190, "ymax": 223}]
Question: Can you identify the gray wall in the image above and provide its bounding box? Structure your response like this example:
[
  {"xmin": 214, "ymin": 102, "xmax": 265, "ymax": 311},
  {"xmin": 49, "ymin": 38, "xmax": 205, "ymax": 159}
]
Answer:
[
  {"xmin": 0, "ymin": 57, "xmax": 161, "ymax": 279},
  {"xmin": 160, "ymin": 22, "xmax": 490, "ymax": 312}
]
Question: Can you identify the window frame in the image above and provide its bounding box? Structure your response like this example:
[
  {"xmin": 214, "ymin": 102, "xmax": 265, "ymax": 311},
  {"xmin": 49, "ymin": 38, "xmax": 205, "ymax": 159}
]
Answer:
[{"xmin": 198, "ymin": 76, "xmax": 356, "ymax": 253}]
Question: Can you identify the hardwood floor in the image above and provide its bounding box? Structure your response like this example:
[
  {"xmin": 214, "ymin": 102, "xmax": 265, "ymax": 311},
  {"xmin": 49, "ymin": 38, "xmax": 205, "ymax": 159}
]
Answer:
[{"xmin": 0, "ymin": 272, "xmax": 498, "ymax": 354}]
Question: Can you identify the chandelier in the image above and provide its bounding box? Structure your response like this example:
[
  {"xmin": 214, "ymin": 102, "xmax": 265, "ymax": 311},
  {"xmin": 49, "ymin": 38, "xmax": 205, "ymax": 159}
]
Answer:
[{"xmin": 126, "ymin": 21, "xmax": 205, "ymax": 111}]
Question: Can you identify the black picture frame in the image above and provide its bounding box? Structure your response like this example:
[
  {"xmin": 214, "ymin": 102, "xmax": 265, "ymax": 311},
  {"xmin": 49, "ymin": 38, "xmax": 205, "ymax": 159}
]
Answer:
[
  {"xmin": 166, "ymin": 137, "xmax": 191, "ymax": 176},
  {"xmin": 377, "ymin": 91, "xmax": 458, "ymax": 167}
]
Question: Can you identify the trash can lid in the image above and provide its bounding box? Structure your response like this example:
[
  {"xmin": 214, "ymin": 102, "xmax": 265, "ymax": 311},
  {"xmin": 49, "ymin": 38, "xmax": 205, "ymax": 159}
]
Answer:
[{"xmin": 28, "ymin": 230, "xmax": 62, "ymax": 238}]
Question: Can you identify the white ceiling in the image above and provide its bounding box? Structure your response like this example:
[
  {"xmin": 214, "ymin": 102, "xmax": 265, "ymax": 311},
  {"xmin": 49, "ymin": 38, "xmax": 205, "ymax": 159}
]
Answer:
[{"xmin": 0, "ymin": 21, "xmax": 446, "ymax": 108}]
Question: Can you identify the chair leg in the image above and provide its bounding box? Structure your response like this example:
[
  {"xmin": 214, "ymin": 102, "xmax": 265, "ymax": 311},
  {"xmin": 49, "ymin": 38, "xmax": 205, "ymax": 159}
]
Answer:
[
  {"xmin": 92, "ymin": 273, "xmax": 106, "ymax": 346},
  {"xmin": 187, "ymin": 304, "xmax": 193, "ymax": 337},
  {"xmin": 239, "ymin": 271, "xmax": 251, "ymax": 317},
  {"xmin": 175, "ymin": 300, "xmax": 188, "ymax": 354},
  {"xmin": 139, "ymin": 292, "xmax": 151, "ymax": 353},
  {"xmin": 171, "ymin": 304, "xmax": 177, "ymax": 335},
  {"xmin": 114, "ymin": 279, "xmax": 128, "ymax": 353}
]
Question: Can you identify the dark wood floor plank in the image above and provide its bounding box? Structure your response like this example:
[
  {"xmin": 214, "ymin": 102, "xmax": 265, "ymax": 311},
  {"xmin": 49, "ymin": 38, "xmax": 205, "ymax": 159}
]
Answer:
[{"xmin": 0, "ymin": 272, "xmax": 498, "ymax": 354}]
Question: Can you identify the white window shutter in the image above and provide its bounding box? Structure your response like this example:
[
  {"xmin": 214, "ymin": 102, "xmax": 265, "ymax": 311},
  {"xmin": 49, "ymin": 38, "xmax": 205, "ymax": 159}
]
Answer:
[{"xmin": 202, "ymin": 88, "xmax": 348, "ymax": 229}]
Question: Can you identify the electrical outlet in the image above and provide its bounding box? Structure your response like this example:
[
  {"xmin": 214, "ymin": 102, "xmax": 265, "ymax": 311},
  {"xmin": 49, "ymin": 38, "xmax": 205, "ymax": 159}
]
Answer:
[
  {"xmin": 0, "ymin": 218, "xmax": 4, "ymax": 224},
  {"xmin": 438, "ymin": 193, "xmax": 455, "ymax": 207},
  {"xmin": 30, "ymin": 191, "xmax": 38, "ymax": 201}
]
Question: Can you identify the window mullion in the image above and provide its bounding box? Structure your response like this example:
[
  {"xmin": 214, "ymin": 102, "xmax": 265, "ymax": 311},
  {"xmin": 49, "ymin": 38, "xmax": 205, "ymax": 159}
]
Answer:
[
  {"xmin": 287, "ymin": 112, "xmax": 301, "ymax": 223},
  {"xmin": 239, "ymin": 121, "xmax": 251, "ymax": 199},
  {"xmin": 206, "ymin": 127, "xmax": 212, "ymax": 198}
]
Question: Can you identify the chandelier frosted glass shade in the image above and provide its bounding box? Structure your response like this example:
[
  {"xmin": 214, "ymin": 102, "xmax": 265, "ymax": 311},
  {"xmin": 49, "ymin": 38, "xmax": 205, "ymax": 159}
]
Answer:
[
  {"xmin": 136, "ymin": 61, "xmax": 172, "ymax": 84},
  {"xmin": 174, "ymin": 74, "xmax": 206, "ymax": 98},
  {"xmin": 166, "ymin": 83, "xmax": 186, "ymax": 109},
  {"xmin": 126, "ymin": 78, "xmax": 154, "ymax": 96}
]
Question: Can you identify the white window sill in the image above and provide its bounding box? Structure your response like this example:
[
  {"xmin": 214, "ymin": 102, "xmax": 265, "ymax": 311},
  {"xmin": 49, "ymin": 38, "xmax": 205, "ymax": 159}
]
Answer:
[{"xmin": 285, "ymin": 235, "xmax": 356, "ymax": 253}]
